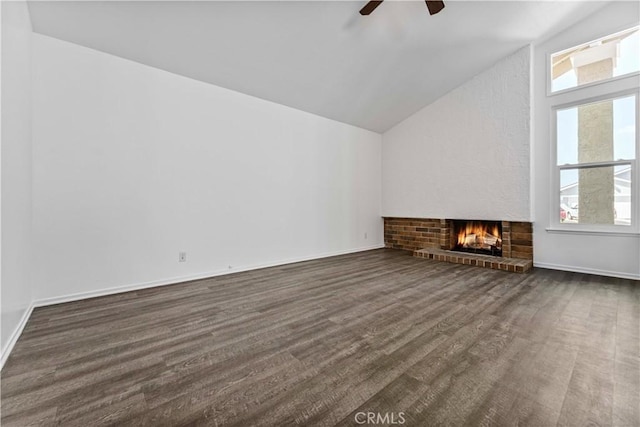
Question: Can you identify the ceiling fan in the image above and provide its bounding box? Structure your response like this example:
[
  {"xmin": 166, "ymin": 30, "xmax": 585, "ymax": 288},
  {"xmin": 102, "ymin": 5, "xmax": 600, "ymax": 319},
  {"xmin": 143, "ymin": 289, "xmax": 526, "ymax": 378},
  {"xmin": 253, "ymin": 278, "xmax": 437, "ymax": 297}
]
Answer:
[{"xmin": 359, "ymin": 1, "xmax": 445, "ymax": 16}]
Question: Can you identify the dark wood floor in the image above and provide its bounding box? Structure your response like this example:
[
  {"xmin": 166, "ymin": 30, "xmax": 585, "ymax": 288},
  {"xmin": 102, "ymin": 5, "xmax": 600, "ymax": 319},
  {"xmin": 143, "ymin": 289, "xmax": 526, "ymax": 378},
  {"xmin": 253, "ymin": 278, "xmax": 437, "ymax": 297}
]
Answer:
[{"xmin": 2, "ymin": 249, "xmax": 639, "ymax": 426}]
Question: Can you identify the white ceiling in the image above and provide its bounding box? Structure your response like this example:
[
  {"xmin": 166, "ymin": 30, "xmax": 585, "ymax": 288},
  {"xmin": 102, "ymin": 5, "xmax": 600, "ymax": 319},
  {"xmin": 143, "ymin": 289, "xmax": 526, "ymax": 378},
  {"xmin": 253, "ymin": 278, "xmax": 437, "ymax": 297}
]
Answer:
[{"xmin": 27, "ymin": 1, "xmax": 608, "ymax": 132}]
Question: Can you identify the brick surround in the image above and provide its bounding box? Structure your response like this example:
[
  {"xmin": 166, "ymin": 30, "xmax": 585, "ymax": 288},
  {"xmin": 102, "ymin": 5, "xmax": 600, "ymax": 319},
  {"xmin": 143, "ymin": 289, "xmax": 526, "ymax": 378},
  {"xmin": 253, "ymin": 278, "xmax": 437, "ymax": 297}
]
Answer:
[{"xmin": 384, "ymin": 217, "xmax": 533, "ymax": 272}]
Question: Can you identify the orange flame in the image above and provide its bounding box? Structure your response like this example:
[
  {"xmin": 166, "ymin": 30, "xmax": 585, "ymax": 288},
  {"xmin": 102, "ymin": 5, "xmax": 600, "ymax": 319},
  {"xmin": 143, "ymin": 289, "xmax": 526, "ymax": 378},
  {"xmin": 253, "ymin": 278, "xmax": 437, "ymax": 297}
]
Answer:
[{"xmin": 457, "ymin": 222, "xmax": 501, "ymax": 249}]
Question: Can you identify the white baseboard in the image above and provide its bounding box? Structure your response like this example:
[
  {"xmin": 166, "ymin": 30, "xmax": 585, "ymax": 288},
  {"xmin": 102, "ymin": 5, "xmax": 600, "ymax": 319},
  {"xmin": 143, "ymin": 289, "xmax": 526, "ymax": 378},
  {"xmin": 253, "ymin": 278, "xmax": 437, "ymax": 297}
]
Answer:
[
  {"xmin": 1, "ymin": 303, "xmax": 35, "ymax": 370},
  {"xmin": 33, "ymin": 244, "xmax": 386, "ymax": 308},
  {"xmin": 534, "ymin": 262, "xmax": 640, "ymax": 280}
]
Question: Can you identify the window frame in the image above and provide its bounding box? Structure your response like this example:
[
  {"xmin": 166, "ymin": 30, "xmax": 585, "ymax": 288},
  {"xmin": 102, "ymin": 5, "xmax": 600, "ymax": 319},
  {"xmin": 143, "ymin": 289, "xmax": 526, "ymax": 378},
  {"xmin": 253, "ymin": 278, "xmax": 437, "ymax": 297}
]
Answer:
[{"xmin": 549, "ymin": 87, "xmax": 640, "ymax": 233}]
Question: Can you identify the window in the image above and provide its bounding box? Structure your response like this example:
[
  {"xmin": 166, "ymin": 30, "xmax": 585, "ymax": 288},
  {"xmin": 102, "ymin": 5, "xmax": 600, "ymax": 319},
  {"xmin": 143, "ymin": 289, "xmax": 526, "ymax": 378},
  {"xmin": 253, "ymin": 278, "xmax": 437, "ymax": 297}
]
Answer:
[
  {"xmin": 550, "ymin": 27, "xmax": 639, "ymax": 232},
  {"xmin": 555, "ymin": 94, "xmax": 637, "ymax": 228},
  {"xmin": 551, "ymin": 26, "xmax": 639, "ymax": 93}
]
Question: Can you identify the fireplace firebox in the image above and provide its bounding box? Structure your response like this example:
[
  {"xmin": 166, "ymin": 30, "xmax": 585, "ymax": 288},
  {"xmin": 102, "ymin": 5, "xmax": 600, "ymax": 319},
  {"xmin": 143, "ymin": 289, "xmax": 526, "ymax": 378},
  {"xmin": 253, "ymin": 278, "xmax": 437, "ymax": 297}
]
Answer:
[{"xmin": 452, "ymin": 220, "xmax": 502, "ymax": 257}]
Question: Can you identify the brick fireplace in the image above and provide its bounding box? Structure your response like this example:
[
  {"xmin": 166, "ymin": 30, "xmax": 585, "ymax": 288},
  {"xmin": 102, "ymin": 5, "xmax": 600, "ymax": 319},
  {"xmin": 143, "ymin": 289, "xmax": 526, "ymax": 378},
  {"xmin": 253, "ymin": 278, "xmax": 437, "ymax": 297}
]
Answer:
[{"xmin": 383, "ymin": 217, "xmax": 533, "ymax": 273}]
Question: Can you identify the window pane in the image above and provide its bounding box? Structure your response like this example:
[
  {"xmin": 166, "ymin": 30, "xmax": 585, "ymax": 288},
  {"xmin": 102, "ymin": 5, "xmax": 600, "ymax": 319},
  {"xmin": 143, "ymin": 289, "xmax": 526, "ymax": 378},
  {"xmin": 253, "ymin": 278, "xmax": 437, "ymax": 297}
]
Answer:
[
  {"xmin": 557, "ymin": 95, "xmax": 636, "ymax": 165},
  {"xmin": 560, "ymin": 165, "xmax": 632, "ymax": 226},
  {"xmin": 551, "ymin": 27, "xmax": 639, "ymax": 92}
]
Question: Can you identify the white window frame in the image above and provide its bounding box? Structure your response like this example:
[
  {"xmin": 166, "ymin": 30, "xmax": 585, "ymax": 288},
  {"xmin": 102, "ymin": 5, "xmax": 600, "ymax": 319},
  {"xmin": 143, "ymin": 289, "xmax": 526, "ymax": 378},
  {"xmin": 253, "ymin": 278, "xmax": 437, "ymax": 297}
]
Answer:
[{"xmin": 548, "ymin": 74, "xmax": 640, "ymax": 234}]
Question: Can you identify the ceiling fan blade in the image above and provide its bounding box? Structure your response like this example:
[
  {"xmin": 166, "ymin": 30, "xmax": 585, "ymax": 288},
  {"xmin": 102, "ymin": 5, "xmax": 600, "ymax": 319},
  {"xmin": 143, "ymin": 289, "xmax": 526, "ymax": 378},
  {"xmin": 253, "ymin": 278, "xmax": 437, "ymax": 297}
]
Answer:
[
  {"xmin": 425, "ymin": 1, "xmax": 445, "ymax": 15},
  {"xmin": 359, "ymin": 0, "xmax": 384, "ymax": 15}
]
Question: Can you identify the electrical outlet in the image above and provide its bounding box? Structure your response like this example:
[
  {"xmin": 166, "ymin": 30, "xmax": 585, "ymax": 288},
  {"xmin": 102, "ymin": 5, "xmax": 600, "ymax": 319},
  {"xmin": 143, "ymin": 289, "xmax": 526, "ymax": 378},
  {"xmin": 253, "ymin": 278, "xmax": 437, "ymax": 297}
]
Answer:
[
  {"xmin": 364, "ymin": 232, "xmax": 368, "ymax": 239},
  {"xmin": 228, "ymin": 265, "xmax": 232, "ymax": 270},
  {"xmin": 179, "ymin": 252, "xmax": 187, "ymax": 262}
]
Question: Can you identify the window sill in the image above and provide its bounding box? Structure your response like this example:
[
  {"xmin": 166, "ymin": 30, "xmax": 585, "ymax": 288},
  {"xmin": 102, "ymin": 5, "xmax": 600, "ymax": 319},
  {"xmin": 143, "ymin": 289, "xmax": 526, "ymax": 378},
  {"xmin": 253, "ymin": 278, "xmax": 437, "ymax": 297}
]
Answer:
[{"xmin": 546, "ymin": 227, "xmax": 640, "ymax": 237}]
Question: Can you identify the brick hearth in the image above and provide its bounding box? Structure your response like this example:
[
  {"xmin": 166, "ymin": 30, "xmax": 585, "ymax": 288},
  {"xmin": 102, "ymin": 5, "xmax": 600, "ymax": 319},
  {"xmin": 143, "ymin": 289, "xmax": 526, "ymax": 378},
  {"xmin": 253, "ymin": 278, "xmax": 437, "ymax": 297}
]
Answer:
[{"xmin": 414, "ymin": 248, "xmax": 532, "ymax": 273}]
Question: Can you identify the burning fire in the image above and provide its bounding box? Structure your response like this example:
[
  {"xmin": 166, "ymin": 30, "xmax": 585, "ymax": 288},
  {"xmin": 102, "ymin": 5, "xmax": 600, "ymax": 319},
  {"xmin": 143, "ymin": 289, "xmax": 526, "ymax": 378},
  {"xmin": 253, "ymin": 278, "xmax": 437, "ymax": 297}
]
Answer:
[{"xmin": 457, "ymin": 222, "xmax": 502, "ymax": 250}]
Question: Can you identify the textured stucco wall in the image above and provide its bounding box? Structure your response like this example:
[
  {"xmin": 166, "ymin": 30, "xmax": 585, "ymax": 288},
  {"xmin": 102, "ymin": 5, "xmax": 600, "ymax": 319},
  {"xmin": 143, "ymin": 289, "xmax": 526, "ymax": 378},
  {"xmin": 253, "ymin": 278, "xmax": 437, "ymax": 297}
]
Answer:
[{"xmin": 382, "ymin": 45, "xmax": 531, "ymax": 221}]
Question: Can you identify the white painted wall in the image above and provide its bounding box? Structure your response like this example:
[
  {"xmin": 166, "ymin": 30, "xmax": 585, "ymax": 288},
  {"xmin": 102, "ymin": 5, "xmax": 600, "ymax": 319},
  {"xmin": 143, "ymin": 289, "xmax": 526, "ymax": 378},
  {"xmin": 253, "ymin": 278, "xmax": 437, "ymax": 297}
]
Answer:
[
  {"xmin": 533, "ymin": 2, "xmax": 640, "ymax": 280},
  {"xmin": 31, "ymin": 34, "xmax": 383, "ymax": 303},
  {"xmin": 381, "ymin": 46, "xmax": 532, "ymax": 221},
  {"xmin": 1, "ymin": 0, "xmax": 34, "ymax": 363}
]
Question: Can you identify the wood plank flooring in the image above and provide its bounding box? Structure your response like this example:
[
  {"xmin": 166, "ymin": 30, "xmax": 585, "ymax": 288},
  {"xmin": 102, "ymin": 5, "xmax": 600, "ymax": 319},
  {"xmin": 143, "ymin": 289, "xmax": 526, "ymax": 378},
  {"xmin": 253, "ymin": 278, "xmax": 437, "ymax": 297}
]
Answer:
[{"xmin": 1, "ymin": 249, "xmax": 639, "ymax": 426}]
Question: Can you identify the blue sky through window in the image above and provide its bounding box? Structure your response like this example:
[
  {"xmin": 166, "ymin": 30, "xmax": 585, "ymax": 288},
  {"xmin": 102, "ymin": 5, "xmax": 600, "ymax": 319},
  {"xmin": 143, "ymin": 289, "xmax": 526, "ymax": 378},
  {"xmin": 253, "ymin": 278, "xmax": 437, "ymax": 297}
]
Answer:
[{"xmin": 557, "ymin": 96, "xmax": 636, "ymax": 188}]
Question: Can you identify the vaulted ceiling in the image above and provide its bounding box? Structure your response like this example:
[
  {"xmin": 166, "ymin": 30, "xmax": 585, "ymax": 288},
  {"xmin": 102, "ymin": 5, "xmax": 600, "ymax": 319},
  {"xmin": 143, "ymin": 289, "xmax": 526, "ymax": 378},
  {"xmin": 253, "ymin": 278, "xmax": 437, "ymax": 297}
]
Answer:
[{"xmin": 28, "ymin": 1, "xmax": 608, "ymax": 132}]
